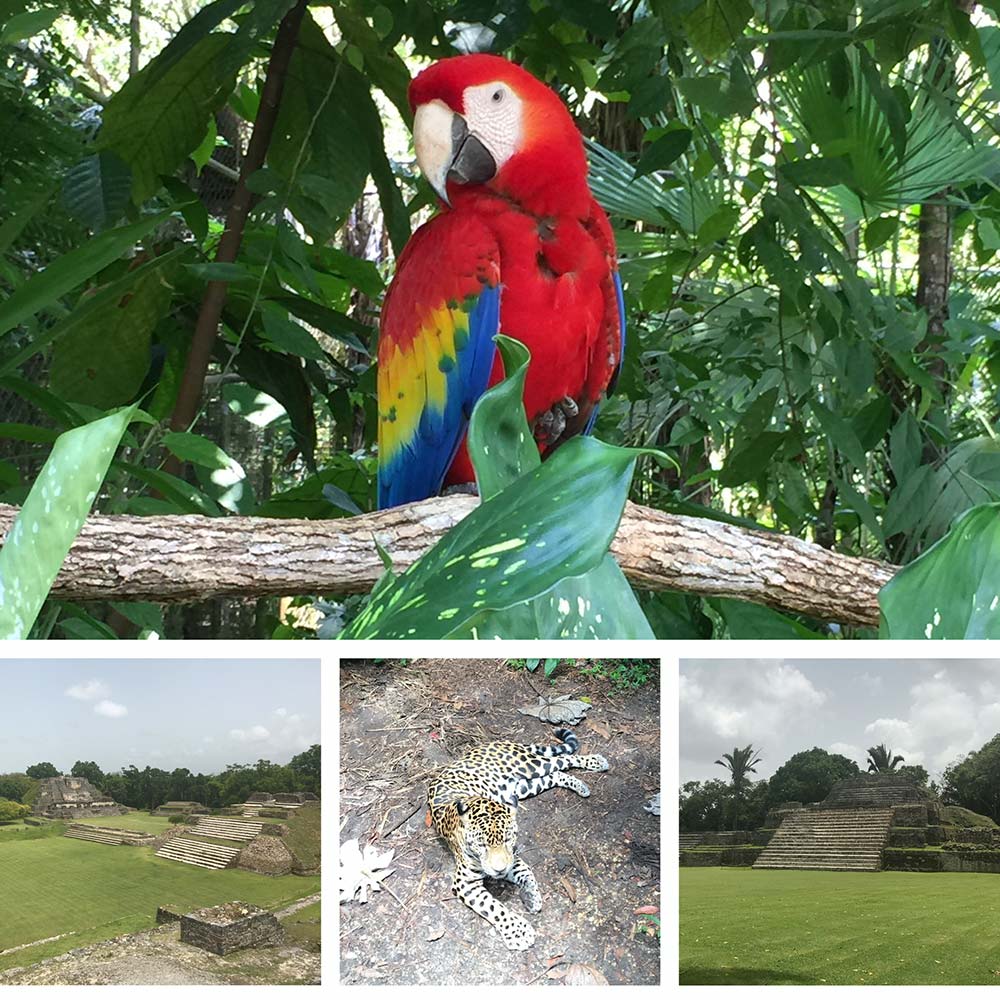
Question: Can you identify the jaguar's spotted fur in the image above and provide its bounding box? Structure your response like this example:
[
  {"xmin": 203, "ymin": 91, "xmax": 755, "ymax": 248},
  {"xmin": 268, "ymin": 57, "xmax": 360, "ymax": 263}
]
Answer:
[{"xmin": 427, "ymin": 728, "xmax": 608, "ymax": 950}]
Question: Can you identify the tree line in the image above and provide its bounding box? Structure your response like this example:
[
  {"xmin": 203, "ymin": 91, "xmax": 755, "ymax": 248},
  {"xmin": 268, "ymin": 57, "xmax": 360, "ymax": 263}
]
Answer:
[
  {"xmin": 0, "ymin": 744, "xmax": 320, "ymax": 814},
  {"xmin": 680, "ymin": 737, "xmax": 1000, "ymax": 832}
]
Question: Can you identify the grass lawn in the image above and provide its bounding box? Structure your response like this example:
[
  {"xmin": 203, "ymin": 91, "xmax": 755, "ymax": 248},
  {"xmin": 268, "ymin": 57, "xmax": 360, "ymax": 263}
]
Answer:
[
  {"xmin": 282, "ymin": 901, "xmax": 321, "ymax": 951},
  {"xmin": 73, "ymin": 813, "xmax": 172, "ymax": 834},
  {"xmin": 284, "ymin": 803, "xmax": 321, "ymax": 869},
  {"xmin": 680, "ymin": 868, "xmax": 1000, "ymax": 985},
  {"xmin": 0, "ymin": 837, "xmax": 320, "ymax": 971}
]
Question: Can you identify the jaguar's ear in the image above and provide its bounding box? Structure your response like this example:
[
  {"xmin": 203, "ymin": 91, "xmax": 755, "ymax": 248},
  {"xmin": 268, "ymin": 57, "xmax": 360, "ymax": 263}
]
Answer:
[{"xmin": 455, "ymin": 798, "xmax": 469, "ymax": 816}]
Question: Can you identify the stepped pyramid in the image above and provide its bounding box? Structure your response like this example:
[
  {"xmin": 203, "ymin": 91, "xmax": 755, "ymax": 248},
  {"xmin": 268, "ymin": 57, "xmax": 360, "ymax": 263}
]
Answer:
[
  {"xmin": 753, "ymin": 773, "xmax": 933, "ymax": 872},
  {"xmin": 753, "ymin": 808, "xmax": 893, "ymax": 870}
]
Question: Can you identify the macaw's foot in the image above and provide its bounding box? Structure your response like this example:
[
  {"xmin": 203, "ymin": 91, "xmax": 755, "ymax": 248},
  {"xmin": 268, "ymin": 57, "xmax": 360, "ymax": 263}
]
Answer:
[
  {"xmin": 533, "ymin": 395, "xmax": 580, "ymax": 446},
  {"xmin": 442, "ymin": 482, "xmax": 480, "ymax": 497}
]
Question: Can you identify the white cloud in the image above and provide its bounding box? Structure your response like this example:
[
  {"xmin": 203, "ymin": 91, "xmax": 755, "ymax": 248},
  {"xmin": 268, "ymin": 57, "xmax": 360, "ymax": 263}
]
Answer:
[
  {"xmin": 94, "ymin": 699, "xmax": 128, "ymax": 718},
  {"xmin": 65, "ymin": 679, "xmax": 110, "ymax": 702},
  {"xmin": 679, "ymin": 660, "xmax": 827, "ymax": 776},
  {"xmin": 202, "ymin": 736, "xmax": 215, "ymax": 744},
  {"xmin": 828, "ymin": 742, "xmax": 863, "ymax": 763},
  {"xmin": 226, "ymin": 710, "xmax": 317, "ymax": 753},
  {"xmin": 230, "ymin": 725, "xmax": 271, "ymax": 743}
]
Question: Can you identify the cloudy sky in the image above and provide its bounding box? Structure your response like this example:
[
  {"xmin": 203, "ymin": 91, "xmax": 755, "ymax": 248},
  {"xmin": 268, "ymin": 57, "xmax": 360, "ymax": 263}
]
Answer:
[
  {"xmin": 680, "ymin": 658, "xmax": 1000, "ymax": 784},
  {"xmin": 0, "ymin": 660, "xmax": 321, "ymax": 774}
]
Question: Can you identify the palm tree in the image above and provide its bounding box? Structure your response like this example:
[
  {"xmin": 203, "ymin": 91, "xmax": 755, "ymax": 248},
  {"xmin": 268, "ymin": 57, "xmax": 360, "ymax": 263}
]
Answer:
[
  {"xmin": 715, "ymin": 745, "xmax": 763, "ymax": 832},
  {"xmin": 866, "ymin": 744, "xmax": 905, "ymax": 773}
]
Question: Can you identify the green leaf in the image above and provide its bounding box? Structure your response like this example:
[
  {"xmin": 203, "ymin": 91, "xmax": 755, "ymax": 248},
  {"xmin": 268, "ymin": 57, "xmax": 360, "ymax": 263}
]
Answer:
[
  {"xmin": 864, "ymin": 215, "xmax": 899, "ymax": 253},
  {"xmin": 339, "ymin": 436, "xmax": 643, "ymax": 639},
  {"xmin": 0, "ymin": 212, "xmax": 168, "ymax": 338},
  {"xmin": 713, "ymin": 597, "xmax": 826, "ymax": 639},
  {"xmin": 634, "ymin": 129, "xmax": 692, "ymax": 179},
  {"xmin": 186, "ymin": 262, "xmax": 254, "ymax": 283},
  {"xmin": 260, "ymin": 306, "xmax": 327, "ymax": 362},
  {"xmin": 63, "ymin": 151, "xmax": 133, "ymax": 231},
  {"xmin": 0, "ymin": 6, "xmax": 58, "ymax": 43},
  {"xmin": 162, "ymin": 431, "xmax": 230, "ymax": 470},
  {"xmin": 879, "ymin": 503, "xmax": 1000, "ymax": 639},
  {"xmin": 49, "ymin": 260, "xmax": 174, "ymax": 408},
  {"xmin": 190, "ymin": 116, "xmax": 217, "ymax": 173},
  {"xmin": 110, "ymin": 601, "xmax": 165, "ymax": 636},
  {"xmin": 779, "ymin": 156, "xmax": 856, "ymax": 189},
  {"xmin": 719, "ymin": 431, "xmax": 785, "ymax": 487},
  {"xmin": 683, "ymin": 0, "xmax": 753, "ymax": 61},
  {"xmin": 810, "ymin": 399, "xmax": 868, "ymax": 471},
  {"xmin": 99, "ymin": 34, "xmax": 236, "ymax": 203},
  {"xmin": 117, "ymin": 462, "xmax": 221, "ymax": 516},
  {"xmin": 456, "ymin": 555, "xmax": 656, "ymax": 639},
  {"xmin": 466, "ymin": 335, "xmax": 534, "ymax": 501},
  {"xmin": 0, "ymin": 407, "xmax": 136, "ymax": 639}
]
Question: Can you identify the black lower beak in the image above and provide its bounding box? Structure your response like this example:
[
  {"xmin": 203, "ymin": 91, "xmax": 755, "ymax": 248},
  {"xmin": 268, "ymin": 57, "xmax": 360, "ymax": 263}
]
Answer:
[{"xmin": 448, "ymin": 115, "xmax": 497, "ymax": 186}]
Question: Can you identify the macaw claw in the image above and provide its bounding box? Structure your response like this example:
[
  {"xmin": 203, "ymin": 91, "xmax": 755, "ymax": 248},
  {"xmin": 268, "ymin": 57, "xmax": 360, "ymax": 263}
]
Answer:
[{"xmin": 533, "ymin": 395, "xmax": 580, "ymax": 445}]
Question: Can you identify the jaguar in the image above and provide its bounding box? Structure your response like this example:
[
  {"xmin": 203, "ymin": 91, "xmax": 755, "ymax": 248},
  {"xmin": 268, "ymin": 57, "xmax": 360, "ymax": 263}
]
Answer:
[{"xmin": 427, "ymin": 727, "xmax": 608, "ymax": 950}]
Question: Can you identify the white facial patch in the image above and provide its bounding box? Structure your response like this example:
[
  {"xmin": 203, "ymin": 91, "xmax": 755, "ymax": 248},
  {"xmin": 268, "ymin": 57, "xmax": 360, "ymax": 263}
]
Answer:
[{"xmin": 461, "ymin": 81, "xmax": 523, "ymax": 172}]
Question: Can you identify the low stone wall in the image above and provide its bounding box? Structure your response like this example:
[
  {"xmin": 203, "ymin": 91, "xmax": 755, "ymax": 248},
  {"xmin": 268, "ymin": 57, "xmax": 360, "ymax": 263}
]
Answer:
[
  {"xmin": 699, "ymin": 831, "xmax": 754, "ymax": 846},
  {"xmin": 680, "ymin": 847, "xmax": 763, "ymax": 867},
  {"xmin": 180, "ymin": 902, "xmax": 284, "ymax": 955},
  {"xmin": 883, "ymin": 848, "xmax": 1000, "ymax": 874},
  {"xmin": 156, "ymin": 904, "xmax": 184, "ymax": 924}
]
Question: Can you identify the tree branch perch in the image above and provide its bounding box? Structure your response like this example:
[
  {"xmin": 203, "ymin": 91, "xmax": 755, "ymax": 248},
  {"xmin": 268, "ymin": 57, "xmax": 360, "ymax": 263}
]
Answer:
[{"xmin": 0, "ymin": 499, "xmax": 895, "ymax": 627}]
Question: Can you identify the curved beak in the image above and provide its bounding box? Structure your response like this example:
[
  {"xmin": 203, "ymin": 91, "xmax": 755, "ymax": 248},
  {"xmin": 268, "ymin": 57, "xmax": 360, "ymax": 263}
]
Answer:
[{"xmin": 413, "ymin": 99, "xmax": 497, "ymax": 206}]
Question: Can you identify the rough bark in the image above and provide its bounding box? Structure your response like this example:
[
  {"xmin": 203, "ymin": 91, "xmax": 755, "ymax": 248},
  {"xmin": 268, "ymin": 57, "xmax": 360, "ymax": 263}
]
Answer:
[{"xmin": 0, "ymin": 499, "xmax": 894, "ymax": 627}]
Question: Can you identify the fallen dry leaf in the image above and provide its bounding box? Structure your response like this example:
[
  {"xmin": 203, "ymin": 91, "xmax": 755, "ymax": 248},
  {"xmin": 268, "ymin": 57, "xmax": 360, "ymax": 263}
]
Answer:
[
  {"xmin": 546, "ymin": 954, "xmax": 565, "ymax": 968},
  {"xmin": 518, "ymin": 695, "xmax": 591, "ymax": 724},
  {"xmin": 425, "ymin": 927, "xmax": 445, "ymax": 942},
  {"xmin": 339, "ymin": 839, "xmax": 395, "ymax": 904},
  {"xmin": 587, "ymin": 719, "xmax": 611, "ymax": 739},
  {"xmin": 559, "ymin": 875, "xmax": 577, "ymax": 903},
  {"xmin": 563, "ymin": 963, "xmax": 610, "ymax": 986},
  {"xmin": 546, "ymin": 967, "xmax": 568, "ymax": 980},
  {"xmin": 634, "ymin": 905, "xmax": 659, "ymax": 915}
]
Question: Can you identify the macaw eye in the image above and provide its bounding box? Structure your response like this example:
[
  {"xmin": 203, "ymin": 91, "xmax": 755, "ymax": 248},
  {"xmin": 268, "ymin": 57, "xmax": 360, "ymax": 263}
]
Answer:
[{"xmin": 492, "ymin": 88, "xmax": 504, "ymax": 103}]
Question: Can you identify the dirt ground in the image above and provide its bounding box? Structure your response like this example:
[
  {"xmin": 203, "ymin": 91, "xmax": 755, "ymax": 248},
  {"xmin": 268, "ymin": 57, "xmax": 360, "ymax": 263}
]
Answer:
[{"xmin": 339, "ymin": 659, "xmax": 661, "ymax": 986}]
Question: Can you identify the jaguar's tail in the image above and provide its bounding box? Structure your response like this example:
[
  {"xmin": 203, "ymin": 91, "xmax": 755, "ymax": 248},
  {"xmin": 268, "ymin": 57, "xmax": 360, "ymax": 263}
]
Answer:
[{"xmin": 528, "ymin": 728, "xmax": 579, "ymax": 757}]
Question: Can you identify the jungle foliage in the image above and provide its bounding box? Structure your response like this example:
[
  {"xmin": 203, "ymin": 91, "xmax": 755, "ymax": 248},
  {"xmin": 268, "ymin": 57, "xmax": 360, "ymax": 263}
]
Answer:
[{"xmin": 4, "ymin": 0, "xmax": 1000, "ymax": 638}]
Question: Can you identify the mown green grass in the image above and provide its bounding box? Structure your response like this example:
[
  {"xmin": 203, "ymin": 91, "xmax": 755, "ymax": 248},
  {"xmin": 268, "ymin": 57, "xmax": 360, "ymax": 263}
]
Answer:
[
  {"xmin": 680, "ymin": 868, "xmax": 1000, "ymax": 985},
  {"xmin": 281, "ymin": 901, "xmax": 321, "ymax": 951},
  {"xmin": 73, "ymin": 812, "xmax": 172, "ymax": 834},
  {"xmin": 0, "ymin": 837, "xmax": 320, "ymax": 971}
]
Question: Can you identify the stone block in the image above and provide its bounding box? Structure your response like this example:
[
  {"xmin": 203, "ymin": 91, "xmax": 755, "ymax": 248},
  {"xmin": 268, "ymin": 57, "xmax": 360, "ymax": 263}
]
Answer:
[
  {"xmin": 156, "ymin": 904, "xmax": 184, "ymax": 924},
  {"xmin": 180, "ymin": 902, "xmax": 284, "ymax": 955}
]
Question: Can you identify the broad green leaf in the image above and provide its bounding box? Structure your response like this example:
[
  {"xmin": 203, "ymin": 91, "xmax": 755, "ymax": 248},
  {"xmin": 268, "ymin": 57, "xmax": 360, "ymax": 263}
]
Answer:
[
  {"xmin": 864, "ymin": 215, "xmax": 899, "ymax": 253},
  {"xmin": 0, "ymin": 407, "xmax": 136, "ymax": 639},
  {"xmin": 810, "ymin": 399, "xmax": 868, "ymax": 471},
  {"xmin": 780, "ymin": 156, "xmax": 856, "ymax": 189},
  {"xmin": 63, "ymin": 151, "xmax": 132, "ymax": 232},
  {"xmin": 456, "ymin": 555, "xmax": 655, "ymax": 639},
  {"xmin": 162, "ymin": 431, "xmax": 230, "ymax": 470},
  {"xmin": 466, "ymin": 335, "xmax": 534, "ymax": 501},
  {"xmin": 880, "ymin": 503, "xmax": 1000, "ymax": 639},
  {"xmin": 0, "ymin": 6, "xmax": 58, "ymax": 44},
  {"xmin": 682, "ymin": 0, "xmax": 753, "ymax": 61},
  {"xmin": 260, "ymin": 307, "xmax": 327, "ymax": 362},
  {"xmin": 49, "ymin": 260, "xmax": 174, "ymax": 408},
  {"xmin": 110, "ymin": 601, "xmax": 165, "ymax": 636},
  {"xmin": 339, "ymin": 436, "xmax": 643, "ymax": 639},
  {"xmin": 713, "ymin": 597, "xmax": 825, "ymax": 639},
  {"xmin": 99, "ymin": 34, "xmax": 236, "ymax": 203},
  {"xmin": 190, "ymin": 116, "xmax": 217, "ymax": 173},
  {"xmin": 116, "ymin": 462, "xmax": 221, "ymax": 516},
  {"xmin": 719, "ymin": 431, "xmax": 785, "ymax": 487},
  {"xmin": 634, "ymin": 129, "xmax": 692, "ymax": 179},
  {"xmin": 186, "ymin": 262, "xmax": 254, "ymax": 283},
  {"xmin": 0, "ymin": 213, "xmax": 168, "ymax": 338}
]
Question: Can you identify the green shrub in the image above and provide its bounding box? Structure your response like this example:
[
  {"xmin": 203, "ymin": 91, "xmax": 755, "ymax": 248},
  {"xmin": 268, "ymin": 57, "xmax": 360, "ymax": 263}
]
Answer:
[
  {"xmin": 167, "ymin": 814, "xmax": 192, "ymax": 825},
  {"xmin": 0, "ymin": 798, "xmax": 32, "ymax": 823}
]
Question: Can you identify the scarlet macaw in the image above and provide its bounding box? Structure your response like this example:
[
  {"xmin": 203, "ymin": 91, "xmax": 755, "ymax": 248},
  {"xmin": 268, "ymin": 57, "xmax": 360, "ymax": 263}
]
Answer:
[{"xmin": 377, "ymin": 53, "xmax": 625, "ymax": 509}]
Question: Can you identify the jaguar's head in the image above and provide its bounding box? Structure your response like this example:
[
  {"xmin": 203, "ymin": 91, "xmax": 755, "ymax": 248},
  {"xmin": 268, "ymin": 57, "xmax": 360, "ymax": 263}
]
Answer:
[{"xmin": 453, "ymin": 796, "xmax": 517, "ymax": 877}]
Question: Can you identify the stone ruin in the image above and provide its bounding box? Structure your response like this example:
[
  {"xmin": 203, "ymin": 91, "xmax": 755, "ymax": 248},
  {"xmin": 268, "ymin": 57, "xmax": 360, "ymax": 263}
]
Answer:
[
  {"xmin": 154, "ymin": 801, "xmax": 208, "ymax": 817},
  {"xmin": 179, "ymin": 901, "xmax": 284, "ymax": 955},
  {"xmin": 681, "ymin": 772, "xmax": 1000, "ymax": 874},
  {"xmin": 34, "ymin": 776, "xmax": 127, "ymax": 819}
]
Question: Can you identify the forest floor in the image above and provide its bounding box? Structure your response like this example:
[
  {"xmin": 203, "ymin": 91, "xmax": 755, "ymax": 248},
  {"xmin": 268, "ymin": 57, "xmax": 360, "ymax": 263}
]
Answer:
[{"xmin": 339, "ymin": 658, "xmax": 661, "ymax": 986}]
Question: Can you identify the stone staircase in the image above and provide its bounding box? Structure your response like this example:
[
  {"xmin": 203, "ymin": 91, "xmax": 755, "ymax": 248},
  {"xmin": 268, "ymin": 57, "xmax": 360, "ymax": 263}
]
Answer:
[
  {"xmin": 194, "ymin": 817, "xmax": 263, "ymax": 841},
  {"xmin": 155, "ymin": 837, "xmax": 241, "ymax": 870},
  {"xmin": 65, "ymin": 824, "xmax": 125, "ymax": 846},
  {"xmin": 753, "ymin": 808, "xmax": 893, "ymax": 871},
  {"xmin": 679, "ymin": 833, "xmax": 704, "ymax": 850}
]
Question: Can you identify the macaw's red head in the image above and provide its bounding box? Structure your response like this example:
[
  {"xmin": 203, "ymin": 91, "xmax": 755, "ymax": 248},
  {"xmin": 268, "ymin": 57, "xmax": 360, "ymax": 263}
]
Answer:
[{"xmin": 408, "ymin": 53, "xmax": 591, "ymax": 217}]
